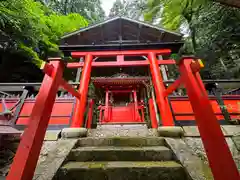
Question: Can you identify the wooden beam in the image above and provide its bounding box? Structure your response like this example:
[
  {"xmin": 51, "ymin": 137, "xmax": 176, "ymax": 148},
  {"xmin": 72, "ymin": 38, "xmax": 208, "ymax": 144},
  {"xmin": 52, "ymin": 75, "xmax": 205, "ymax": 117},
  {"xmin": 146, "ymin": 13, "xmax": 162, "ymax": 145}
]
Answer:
[{"xmin": 67, "ymin": 59, "xmax": 176, "ymax": 68}]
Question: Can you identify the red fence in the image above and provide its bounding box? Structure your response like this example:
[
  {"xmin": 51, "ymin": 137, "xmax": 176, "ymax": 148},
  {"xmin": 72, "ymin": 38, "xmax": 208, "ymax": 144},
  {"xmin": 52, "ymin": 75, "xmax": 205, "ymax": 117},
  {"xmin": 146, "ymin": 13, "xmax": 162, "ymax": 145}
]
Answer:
[
  {"xmin": 1, "ymin": 96, "xmax": 239, "ymax": 127},
  {"xmin": 171, "ymin": 96, "xmax": 240, "ymax": 122}
]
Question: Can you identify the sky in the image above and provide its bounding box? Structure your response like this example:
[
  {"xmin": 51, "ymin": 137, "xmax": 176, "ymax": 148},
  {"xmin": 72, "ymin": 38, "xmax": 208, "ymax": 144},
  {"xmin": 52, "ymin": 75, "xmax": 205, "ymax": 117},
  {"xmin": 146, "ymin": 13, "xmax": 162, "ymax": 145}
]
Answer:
[{"xmin": 101, "ymin": 0, "xmax": 116, "ymax": 16}]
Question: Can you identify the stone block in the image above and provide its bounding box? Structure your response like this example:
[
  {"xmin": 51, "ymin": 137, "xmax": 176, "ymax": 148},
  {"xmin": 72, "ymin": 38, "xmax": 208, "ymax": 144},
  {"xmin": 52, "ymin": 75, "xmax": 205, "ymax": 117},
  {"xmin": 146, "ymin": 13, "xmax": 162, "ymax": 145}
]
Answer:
[
  {"xmin": 44, "ymin": 130, "xmax": 61, "ymax": 141},
  {"xmin": 158, "ymin": 127, "xmax": 184, "ymax": 137},
  {"xmin": 57, "ymin": 161, "xmax": 187, "ymax": 180},
  {"xmin": 183, "ymin": 126, "xmax": 227, "ymax": 137},
  {"xmin": 148, "ymin": 128, "xmax": 158, "ymax": 136},
  {"xmin": 184, "ymin": 137, "xmax": 240, "ymax": 171},
  {"xmin": 232, "ymin": 135, "xmax": 240, "ymax": 151},
  {"xmin": 88, "ymin": 124, "xmax": 151, "ymax": 137},
  {"xmin": 61, "ymin": 128, "xmax": 87, "ymax": 138},
  {"xmin": 39, "ymin": 141, "xmax": 57, "ymax": 156},
  {"xmin": 222, "ymin": 125, "xmax": 240, "ymax": 136},
  {"xmin": 165, "ymin": 138, "xmax": 213, "ymax": 180},
  {"xmin": 183, "ymin": 126, "xmax": 200, "ymax": 137},
  {"xmin": 0, "ymin": 126, "xmax": 21, "ymax": 135},
  {"xmin": 77, "ymin": 137, "xmax": 165, "ymax": 147},
  {"xmin": 69, "ymin": 146, "xmax": 172, "ymax": 161},
  {"xmin": 34, "ymin": 139, "xmax": 77, "ymax": 180}
]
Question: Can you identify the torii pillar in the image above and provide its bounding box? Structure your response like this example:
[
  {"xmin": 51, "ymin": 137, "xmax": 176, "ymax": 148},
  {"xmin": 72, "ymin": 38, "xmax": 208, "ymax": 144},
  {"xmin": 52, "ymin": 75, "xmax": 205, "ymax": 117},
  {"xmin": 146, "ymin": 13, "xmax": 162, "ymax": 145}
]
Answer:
[{"xmin": 71, "ymin": 54, "xmax": 93, "ymax": 127}]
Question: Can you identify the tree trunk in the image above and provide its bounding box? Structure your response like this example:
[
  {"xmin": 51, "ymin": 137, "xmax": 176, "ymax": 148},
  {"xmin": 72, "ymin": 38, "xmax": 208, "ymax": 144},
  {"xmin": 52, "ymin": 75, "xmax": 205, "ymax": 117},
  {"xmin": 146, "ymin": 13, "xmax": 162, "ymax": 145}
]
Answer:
[
  {"xmin": 190, "ymin": 26, "xmax": 197, "ymax": 53},
  {"xmin": 64, "ymin": 0, "xmax": 69, "ymax": 15},
  {"xmin": 215, "ymin": 0, "xmax": 240, "ymax": 8},
  {"xmin": 219, "ymin": 58, "xmax": 228, "ymax": 72}
]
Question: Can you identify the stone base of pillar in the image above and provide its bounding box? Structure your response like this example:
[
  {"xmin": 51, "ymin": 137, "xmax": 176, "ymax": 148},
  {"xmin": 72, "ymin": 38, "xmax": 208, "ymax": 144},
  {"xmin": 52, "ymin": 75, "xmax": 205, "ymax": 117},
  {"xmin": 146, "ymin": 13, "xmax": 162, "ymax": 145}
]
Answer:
[
  {"xmin": 61, "ymin": 128, "xmax": 87, "ymax": 138},
  {"xmin": 158, "ymin": 127, "xmax": 184, "ymax": 137}
]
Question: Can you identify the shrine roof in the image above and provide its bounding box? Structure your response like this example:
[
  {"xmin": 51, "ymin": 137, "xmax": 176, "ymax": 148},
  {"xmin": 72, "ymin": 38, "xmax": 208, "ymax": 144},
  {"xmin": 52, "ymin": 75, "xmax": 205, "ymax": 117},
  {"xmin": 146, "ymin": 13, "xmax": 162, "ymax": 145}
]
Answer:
[{"xmin": 59, "ymin": 16, "xmax": 183, "ymax": 53}]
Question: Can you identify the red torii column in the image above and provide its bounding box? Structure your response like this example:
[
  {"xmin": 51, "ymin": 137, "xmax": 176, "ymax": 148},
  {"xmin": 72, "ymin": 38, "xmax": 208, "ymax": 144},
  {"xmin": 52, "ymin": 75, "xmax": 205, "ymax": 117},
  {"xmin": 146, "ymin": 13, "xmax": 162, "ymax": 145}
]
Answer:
[
  {"xmin": 7, "ymin": 60, "xmax": 64, "ymax": 180},
  {"xmin": 71, "ymin": 54, "xmax": 93, "ymax": 127},
  {"xmin": 179, "ymin": 58, "xmax": 240, "ymax": 180},
  {"xmin": 148, "ymin": 52, "xmax": 174, "ymax": 126}
]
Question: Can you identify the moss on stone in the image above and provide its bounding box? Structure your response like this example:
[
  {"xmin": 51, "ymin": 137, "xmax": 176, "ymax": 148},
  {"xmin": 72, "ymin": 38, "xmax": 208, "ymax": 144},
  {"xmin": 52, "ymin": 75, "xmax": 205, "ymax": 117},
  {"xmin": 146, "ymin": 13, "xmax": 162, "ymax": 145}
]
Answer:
[
  {"xmin": 201, "ymin": 161, "xmax": 214, "ymax": 180},
  {"xmin": 85, "ymin": 162, "xmax": 107, "ymax": 169},
  {"xmin": 78, "ymin": 137, "xmax": 165, "ymax": 147},
  {"xmin": 63, "ymin": 162, "xmax": 108, "ymax": 169},
  {"xmin": 133, "ymin": 161, "xmax": 182, "ymax": 168},
  {"xmin": 111, "ymin": 137, "xmax": 146, "ymax": 147}
]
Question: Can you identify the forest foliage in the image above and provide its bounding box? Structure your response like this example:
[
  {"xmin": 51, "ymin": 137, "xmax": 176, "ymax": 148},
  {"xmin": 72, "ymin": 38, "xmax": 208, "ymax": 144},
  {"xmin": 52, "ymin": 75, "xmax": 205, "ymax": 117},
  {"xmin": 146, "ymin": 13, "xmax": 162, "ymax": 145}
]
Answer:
[
  {"xmin": 109, "ymin": 0, "xmax": 240, "ymax": 79},
  {"xmin": 39, "ymin": 0, "xmax": 105, "ymax": 22},
  {"xmin": 144, "ymin": 0, "xmax": 240, "ymax": 79},
  {"xmin": 0, "ymin": 0, "xmax": 239, "ymax": 81},
  {"xmin": 0, "ymin": 0, "xmax": 88, "ymax": 63},
  {"xmin": 0, "ymin": 0, "xmax": 105, "ymax": 81}
]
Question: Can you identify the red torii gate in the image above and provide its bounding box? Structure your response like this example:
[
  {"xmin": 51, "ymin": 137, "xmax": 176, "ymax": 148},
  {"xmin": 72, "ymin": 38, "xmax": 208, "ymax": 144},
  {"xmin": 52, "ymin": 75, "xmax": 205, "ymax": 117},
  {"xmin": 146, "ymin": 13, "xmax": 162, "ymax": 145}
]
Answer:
[
  {"xmin": 6, "ymin": 49, "xmax": 240, "ymax": 180},
  {"xmin": 70, "ymin": 49, "xmax": 175, "ymax": 127}
]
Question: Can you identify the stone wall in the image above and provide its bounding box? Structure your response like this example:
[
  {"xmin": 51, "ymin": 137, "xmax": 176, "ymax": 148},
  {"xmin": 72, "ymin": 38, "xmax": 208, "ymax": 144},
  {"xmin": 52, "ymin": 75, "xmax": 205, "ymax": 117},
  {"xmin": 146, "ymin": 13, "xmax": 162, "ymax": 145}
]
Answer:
[
  {"xmin": 0, "ymin": 134, "xmax": 20, "ymax": 176},
  {"xmin": 0, "ymin": 129, "xmax": 81, "ymax": 179},
  {"xmin": 34, "ymin": 139, "xmax": 77, "ymax": 180},
  {"xmin": 182, "ymin": 125, "xmax": 240, "ymax": 170}
]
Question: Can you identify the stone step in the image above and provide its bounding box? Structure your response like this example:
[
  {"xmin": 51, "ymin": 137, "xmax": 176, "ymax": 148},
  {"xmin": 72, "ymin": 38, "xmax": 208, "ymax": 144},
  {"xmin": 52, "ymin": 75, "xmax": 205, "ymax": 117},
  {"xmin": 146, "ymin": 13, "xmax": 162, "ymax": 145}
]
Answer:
[
  {"xmin": 98, "ymin": 122, "xmax": 147, "ymax": 125},
  {"xmin": 97, "ymin": 123, "xmax": 147, "ymax": 128},
  {"xmin": 56, "ymin": 161, "xmax": 186, "ymax": 180},
  {"xmin": 77, "ymin": 137, "xmax": 165, "ymax": 147},
  {"xmin": 68, "ymin": 146, "xmax": 172, "ymax": 161},
  {"xmin": 88, "ymin": 124, "xmax": 157, "ymax": 137}
]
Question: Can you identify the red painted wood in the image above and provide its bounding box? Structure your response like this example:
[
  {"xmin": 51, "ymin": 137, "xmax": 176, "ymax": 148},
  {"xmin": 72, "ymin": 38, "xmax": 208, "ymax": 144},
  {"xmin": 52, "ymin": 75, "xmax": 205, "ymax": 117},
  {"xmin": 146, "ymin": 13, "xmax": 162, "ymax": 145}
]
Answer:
[
  {"xmin": 102, "ymin": 103, "xmax": 141, "ymax": 123},
  {"xmin": 17, "ymin": 117, "xmax": 70, "ymax": 125},
  {"xmin": 71, "ymin": 49, "xmax": 171, "ymax": 58},
  {"xmin": 67, "ymin": 59, "xmax": 176, "ymax": 68},
  {"xmin": 43, "ymin": 62, "xmax": 81, "ymax": 99},
  {"xmin": 148, "ymin": 52, "xmax": 174, "ymax": 126},
  {"xmin": 71, "ymin": 54, "xmax": 93, "ymax": 127},
  {"xmin": 15, "ymin": 101, "xmax": 73, "ymax": 125},
  {"xmin": 112, "ymin": 106, "xmax": 134, "ymax": 122},
  {"xmin": 1, "ymin": 97, "xmax": 239, "ymax": 126},
  {"xmin": 171, "ymin": 99, "xmax": 240, "ymax": 121},
  {"xmin": 117, "ymin": 55, "xmax": 124, "ymax": 62},
  {"xmin": 179, "ymin": 58, "xmax": 240, "ymax": 180},
  {"xmin": 7, "ymin": 61, "xmax": 64, "ymax": 180},
  {"xmin": 164, "ymin": 77, "xmax": 182, "ymax": 97},
  {"xmin": 16, "ymin": 102, "xmax": 73, "ymax": 116},
  {"xmin": 60, "ymin": 79, "xmax": 81, "ymax": 99},
  {"xmin": 141, "ymin": 108, "xmax": 145, "ymax": 122}
]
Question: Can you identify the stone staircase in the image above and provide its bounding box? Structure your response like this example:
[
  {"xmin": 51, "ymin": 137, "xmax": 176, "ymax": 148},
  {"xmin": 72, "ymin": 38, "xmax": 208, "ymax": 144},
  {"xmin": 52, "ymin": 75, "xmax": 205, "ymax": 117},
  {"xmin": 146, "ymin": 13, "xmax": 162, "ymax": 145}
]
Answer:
[
  {"xmin": 87, "ymin": 124, "xmax": 158, "ymax": 137},
  {"xmin": 54, "ymin": 125, "xmax": 189, "ymax": 180}
]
